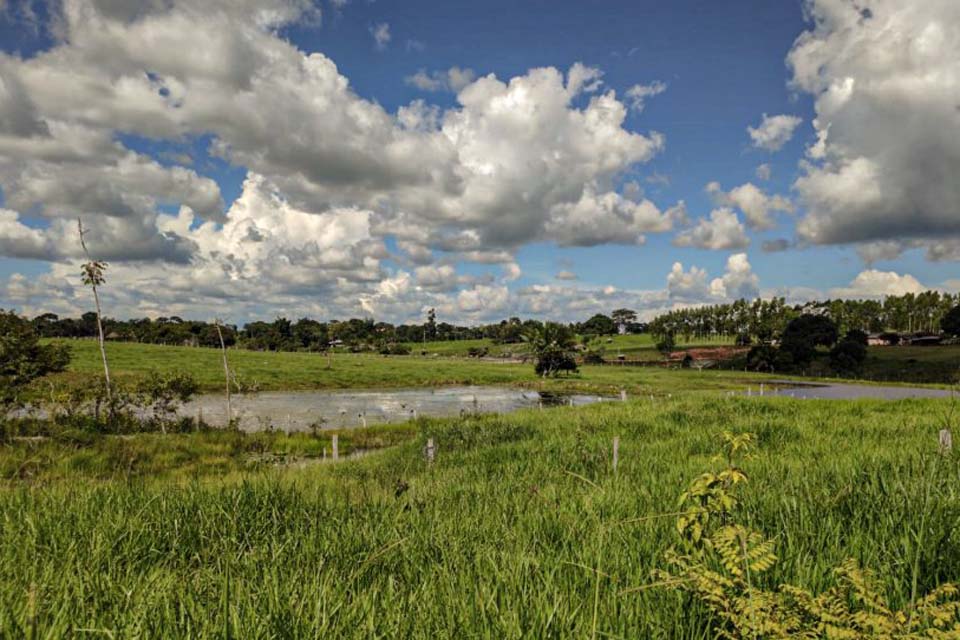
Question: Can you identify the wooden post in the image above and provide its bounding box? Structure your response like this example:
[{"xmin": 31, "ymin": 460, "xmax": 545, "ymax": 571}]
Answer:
[
  {"xmin": 332, "ymin": 434, "xmax": 339, "ymax": 460},
  {"xmin": 620, "ymin": 389, "xmax": 627, "ymax": 402},
  {"xmin": 760, "ymin": 383, "xmax": 765, "ymax": 396},
  {"xmin": 612, "ymin": 436, "xmax": 620, "ymax": 473},
  {"xmin": 359, "ymin": 413, "xmax": 367, "ymax": 428},
  {"xmin": 425, "ymin": 438, "xmax": 435, "ymax": 464},
  {"xmin": 323, "ymin": 447, "xmax": 327, "ymax": 459},
  {"xmin": 939, "ymin": 429, "xmax": 952, "ymax": 455}
]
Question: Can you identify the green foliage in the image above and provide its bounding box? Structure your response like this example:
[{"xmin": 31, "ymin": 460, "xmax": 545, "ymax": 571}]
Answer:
[
  {"xmin": 136, "ymin": 371, "xmax": 200, "ymax": 432},
  {"xmin": 524, "ymin": 322, "xmax": 579, "ymax": 377},
  {"xmin": 656, "ymin": 431, "xmax": 960, "ymax": 638},
  {"xmin": 0, "ymin": 310, "xmax": 70, "ymax": 406},
  {"xmin": 942, "ymin": 306, "xmax": 960, "ymax": 338},
  {"xmin": 831, "ymin": 333, "xmax": 869, "ymax": 376},
  {"xmin": 656, "ymin": 332, "xmax": 676, "ymax": 356}
]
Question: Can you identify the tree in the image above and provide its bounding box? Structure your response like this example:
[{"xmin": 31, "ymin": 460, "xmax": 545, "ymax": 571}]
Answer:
[
  {"xmin": 78, "ymin": 219, "xmax": 112, "ymax": 404},
  {"xmin": 425, "ymin": 308, "xmax": 437, "ymax": 341},
  {"xmin": 780, "ymin": 314, "xmax": 838, "ymax": 367},
  {"xmin": 524, "ymin": 322, "xmax": 578, "ymax": 377},
  {"xmin": 656, "ymin": 333, "xmax": 676, "ymax": 357},
  {"xmin": 830, "ymin": 332, "xmax": 868, "ymax": 376},
  {"xmin": 942, "ymin": 305, "xmax": 960, "ymax": 337},
  {"xmin": 0, "ymin": 310, "xmax": 70, "ymax": 406},
  {"xmin": 611, "ymin": 308, "xmax": 637, "ymax": 333},
  {"xmin": 580, "ymin": 313, "xmax": 616, "ymax": 336}
]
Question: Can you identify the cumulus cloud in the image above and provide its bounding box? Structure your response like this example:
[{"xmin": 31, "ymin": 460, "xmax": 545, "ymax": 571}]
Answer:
[
  {"xmin": 829, "ymin": 270, "xmax": 927, "ymax": 299},
  {"xmin": 624, "ymin": 80, "xmax": 666, "ymax": 113},
  {"xmin": 748, "ymin": 113, "xmax": 803, "ymax": 151},
  {"xmin": 0, "ymin": 0, "xmax": 773, "ymax": 323},
  {"xmin": 673, "ymin": 208, "xmax": 750, "ymax": 250},
  {"xmin": 789, "ymin": 0, "xmax": 960, "ymax": 252},
  {"xmin": 667, "ymin": 253, "xmax": 759, "ymax": 301},
  {"xmin": 706, "ymin": 181, "xmax": 793, "ymax": 230}
]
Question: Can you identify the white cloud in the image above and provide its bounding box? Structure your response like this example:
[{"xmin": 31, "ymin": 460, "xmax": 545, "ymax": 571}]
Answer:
[
  {"xmin": 624, "ymin": 80, "xmax": 666, "ymax": 113},
  {"xmin": 405, "ymin": 66, "xmax": 477, "ymax": 92},
  {"xmin": 706, "ymin": 181, "xmax": 792, "ymax": 230},
  {"xmin": 370, "ymin": 22, "xmax": 390, "ymax": 50},
  {"xmin": 673, "ymin": 208, "xmax": 750, "ymax": 250},
  {"xmin": 755, "ymin": 163, "xmax": 771, "ymax": 181},
  {"xmin": 748, "ymin": 113, "xmax": 803, "ymax": 151},
  {"xmin": 555, "ymin": 270, "xmax": 578, "ymax": 281},
  {"xmin": 829, "ymin": 270, "xmax": 927, "ymax": 299},
  {"xmin": 667, "ymin": 253, "xmax": 759, "ymax": 301},
  {"xmin": 789, "ymin": 0, "xmax": 960, "ymax": 251}
]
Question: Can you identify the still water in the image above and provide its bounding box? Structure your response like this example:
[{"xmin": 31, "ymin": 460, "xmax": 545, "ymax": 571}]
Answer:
[{"xmin": 182, "ymin": 385, "xmax": 610, "ymax": 431}]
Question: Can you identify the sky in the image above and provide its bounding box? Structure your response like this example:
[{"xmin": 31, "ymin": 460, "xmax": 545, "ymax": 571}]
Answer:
[{"xmin": 0, "ymin": 0, "xmax": 958, "ymax": 325}]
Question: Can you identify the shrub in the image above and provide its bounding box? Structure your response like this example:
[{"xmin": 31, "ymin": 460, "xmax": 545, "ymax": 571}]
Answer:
[{"xmin": 0, "ymin": 310, "xmax": 70, "ymax": 407}]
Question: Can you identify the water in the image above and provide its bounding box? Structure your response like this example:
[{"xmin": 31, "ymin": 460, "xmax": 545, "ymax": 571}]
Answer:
[
  {"xmin": 764, "ymin": 381, "xmax": 955, "ymax": 401},
  {"xmin": 182, "ymin": 386, "xmax": 610, "ymax": 432}
]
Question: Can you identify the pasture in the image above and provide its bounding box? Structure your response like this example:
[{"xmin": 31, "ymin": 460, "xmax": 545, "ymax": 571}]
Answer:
[{"xmin": 3, "ymin": 396, "xmax": 960, "ymax": 636}]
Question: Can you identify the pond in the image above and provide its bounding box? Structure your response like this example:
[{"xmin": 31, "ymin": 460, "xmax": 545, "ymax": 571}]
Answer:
[
  {"xmin": 182, "ymin": 385, "xmax": 611, "ymax": 432},
  {"xmin": 762, "ymin": 381, "xmax": 955, "ymax": 401}
]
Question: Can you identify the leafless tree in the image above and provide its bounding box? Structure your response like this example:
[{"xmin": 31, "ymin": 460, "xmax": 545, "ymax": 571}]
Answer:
[{"xmin": 78, "ymin": 219, "xmax": 112, "ymax": 404}]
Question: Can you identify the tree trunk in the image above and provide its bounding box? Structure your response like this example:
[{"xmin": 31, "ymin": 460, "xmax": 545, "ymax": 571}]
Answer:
[
  {"xmin": 215, "ymin": 321, "xmax": 231, "ymax": 427},
  {"xmin": 91, "ymin": 284, "xmax": 112, "ymax": 405}
]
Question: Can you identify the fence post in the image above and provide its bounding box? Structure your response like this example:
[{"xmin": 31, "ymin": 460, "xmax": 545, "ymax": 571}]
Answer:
[
  {"xmin": 332, "ymin": 434, "xmax": 339, "ymax": 460},
  {"xmin": 425, "ymin": 438, "xmax": 435, "ymax": 464},
  {"xmin": 620, "ymin": 389, "xmax": 627, "ymax": 402},
  {"xmin": 760, "ymin": 383, "xmax": 765, "ymax": 396},
  {"xmin": 940, "ymin": 429, "xmax": 952, "ymax": 455},
  {"xmin": 612, "ymin": 436, "xmax": 620, "ymax": 473}
]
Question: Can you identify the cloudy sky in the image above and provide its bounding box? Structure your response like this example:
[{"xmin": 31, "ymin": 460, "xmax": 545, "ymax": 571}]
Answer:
[{"xmin": 0, "ymin": 0, "xmax": 958, "ymax": 324}]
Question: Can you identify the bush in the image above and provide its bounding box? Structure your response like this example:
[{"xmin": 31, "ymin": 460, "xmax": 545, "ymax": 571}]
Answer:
[
  {"xmin": 746, "ymin": 345, "xmax": 778, "ymax": 372},
  {"xmin": 0, "ymin": 310, "xmax": 71, "ymax": 407},
  {"xmin": 655, "ymin": 333, "xmax": 676, "ymax": 357},
  {"xmin": 534, "ymin": 350, "xmax": 578, "ymax": 377},
  {"xmin": 467, "ymin": 346, "xmax": 489, "ymax": 358},
  {"xmin": 830, "ymin": 337, "xmax": 868, "ymax": 376}
]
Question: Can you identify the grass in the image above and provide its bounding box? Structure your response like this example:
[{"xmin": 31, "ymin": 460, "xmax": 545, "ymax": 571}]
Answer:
[
  {"xmin": 406, "ymin": 334, "xmax": 734, "ymax": 359},
  {"xmin": 46, "ymin": 338, "xmax": 772, "ymax": 395},
  {"xmin": 2, "ymin": 395, "xmax": 960, "ymax": 636},
  {"xmin": 1, "ymin": 423, "xmax": 416, "ymax": 484}
]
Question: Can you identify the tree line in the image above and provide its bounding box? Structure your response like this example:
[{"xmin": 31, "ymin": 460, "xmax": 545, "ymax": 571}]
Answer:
[
  {"xmin": 26, "ymin": 308, "xmax": 646, "ymax": 353},
  {"xmin": 647, "ymin": 292, "xmax": 960, "ymax": 344}
]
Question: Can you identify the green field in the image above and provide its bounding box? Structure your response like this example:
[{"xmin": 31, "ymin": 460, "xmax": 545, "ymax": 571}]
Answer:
[
  {"xmin": 48, "ymin": 339, "xmax": 770, "ymax": 395},
  {"xmin": 3, "ymin": 396, "xmax": 960, "ymax": 636},
  {"xmin": 404, "ymin": 333, "xmax": 734, "ymax": 359}
]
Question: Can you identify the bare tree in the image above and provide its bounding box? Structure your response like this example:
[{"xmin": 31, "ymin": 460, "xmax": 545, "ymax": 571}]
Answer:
[
  {"xmin": 214, "ymin": 319, "xmax": 232, "ymax": 426},
  {"xmin": 78, "ymin": 219, "xmax": 112, "ymax": 404}
]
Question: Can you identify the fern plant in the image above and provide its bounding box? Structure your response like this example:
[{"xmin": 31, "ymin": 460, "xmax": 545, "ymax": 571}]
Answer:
[{"xmin": 653, "ymin": 431, "xmax": 960, "ymax": 638}]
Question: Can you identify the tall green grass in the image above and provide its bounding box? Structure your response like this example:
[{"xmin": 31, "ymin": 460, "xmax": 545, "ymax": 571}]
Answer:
[{"xmin": 2, "ymin": 396, "xmax": 959, "ymax": 636}]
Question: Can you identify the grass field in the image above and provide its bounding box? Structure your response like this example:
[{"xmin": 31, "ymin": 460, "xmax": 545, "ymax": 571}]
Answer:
[
  {"xmin": 403, "ymin": 333, "xmax": 734, "ymax": 359},
  {"xmin": 48, "ymin": 338, "xmax": 773, "ymax": 395},
  {"xmin": 3, "ymin": 396, "xmax": 960, "ymax": 636}
]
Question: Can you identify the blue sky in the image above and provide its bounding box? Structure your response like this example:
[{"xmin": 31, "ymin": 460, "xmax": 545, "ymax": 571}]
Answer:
[{"xmin": 0, "ymin": 0, "xmax": 958, "ymax": 323}]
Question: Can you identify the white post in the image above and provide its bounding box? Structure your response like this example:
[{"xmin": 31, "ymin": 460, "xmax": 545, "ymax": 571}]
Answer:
[
  {"xmin": 332, "ymin": 434, "xmax": 339, "ymax": 460},
  {"xmin": 612, "ymin": 436, "xmax": 620, "ymax": 472},
  {"xmin": 620, "ymin": 389, "xmax": 627, "ymax": 402},
  {"xmin": 359, "ymin": 413, "xmax": 367, "ymax": 428},
  {"xmin": 426, "ymin": 438, "xmax": 435, "ymax": 464},
  {"xmin": 940, "ymin": 429, "xmax": 953, "ymax": 455},
  {"xmin": 760, "ymin": 383, "xmax": 765, "ymax": 396}
]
